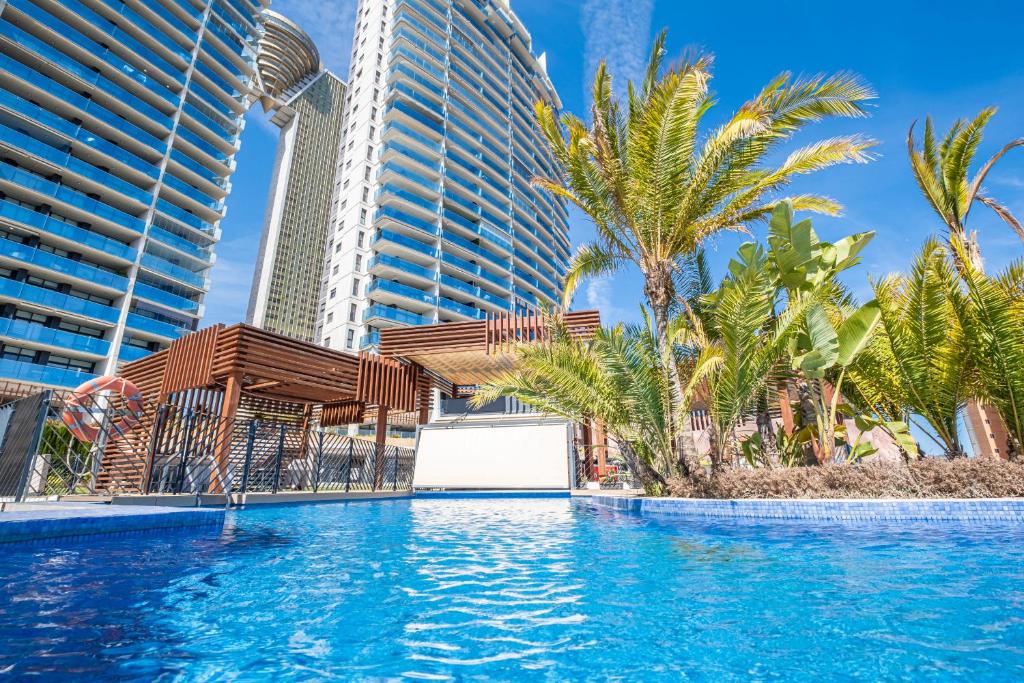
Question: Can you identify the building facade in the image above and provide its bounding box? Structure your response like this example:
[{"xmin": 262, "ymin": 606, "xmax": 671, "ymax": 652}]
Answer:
[
  {"xmin": 316, "ymin": 0, "xmax": 570, "ymax": 352},
  {"xmin": 247, "ymin": 11, "xmax": 347, "ymax": 342},
  {"xmin": 0, "ymin": 0, "xmax": 263, "ymax": 388}
]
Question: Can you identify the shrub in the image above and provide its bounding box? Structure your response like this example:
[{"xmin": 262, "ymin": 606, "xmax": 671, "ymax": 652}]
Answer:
[{"xmin": 665, "ymin": 458, "xmax": 1024, "ymax": 499}]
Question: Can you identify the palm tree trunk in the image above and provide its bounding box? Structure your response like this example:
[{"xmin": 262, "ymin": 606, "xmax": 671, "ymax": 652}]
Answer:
[{"xmin": 644, "ymin": 267, "xmax": 689, "ymax": 478}]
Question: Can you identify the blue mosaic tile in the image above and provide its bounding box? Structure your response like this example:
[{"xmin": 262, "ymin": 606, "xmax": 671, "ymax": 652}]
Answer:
[{"xmin": 580, "ymin": 496, "xmax": 1024, "ymax": 524}]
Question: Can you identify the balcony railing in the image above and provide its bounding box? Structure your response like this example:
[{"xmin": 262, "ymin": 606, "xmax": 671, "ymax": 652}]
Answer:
[
  {"xmin": 0, "ymin": 238, "xmax": 128, "ymax": 291},
  {"xmin": 0, "ymin": 357, "xmax": 96, "ymax": 388},
  {"xmin": 363, "ymin": 304, "xmax": 432, "ymax": 327},
  {"xmin": 0, "ymin": 316, "xmax": 110, "ymax": 356},
  {"xmin": 0, "ymin": 277, "xmax": 120, "ymax": 324}
]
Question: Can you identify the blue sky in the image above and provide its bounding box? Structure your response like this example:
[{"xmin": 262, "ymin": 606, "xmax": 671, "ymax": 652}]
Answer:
[{"xmin": 207, "ymin": 0, "xmax": 1024, "ymax": 326}]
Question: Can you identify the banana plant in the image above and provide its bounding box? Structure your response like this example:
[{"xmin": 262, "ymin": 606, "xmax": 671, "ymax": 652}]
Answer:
[{"xmin": 766, "ymin": 202, "xmax": 912, "ymax": 462}]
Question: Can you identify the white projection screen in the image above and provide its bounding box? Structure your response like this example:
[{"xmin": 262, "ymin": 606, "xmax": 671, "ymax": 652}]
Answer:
[{"xmin": 413, "ymin": 421, "xmax": 572, "ymax": 489}]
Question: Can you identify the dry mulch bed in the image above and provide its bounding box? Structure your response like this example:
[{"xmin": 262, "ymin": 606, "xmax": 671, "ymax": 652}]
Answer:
[{"xmin": 666, "ymin": 458, "xmax": 1024, "ymax": 499}]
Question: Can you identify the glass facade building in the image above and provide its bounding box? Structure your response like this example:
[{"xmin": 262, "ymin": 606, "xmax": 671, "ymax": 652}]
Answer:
[
  {"xmin": 316, "ymin": 0, "xmax": 570, "ymax": 352},
  {"xmin": 247, "ymin": 11, "xmax": 347, "ymax": 343},
  {"xmin": 0, "ymin": 0, "xmax": 263, "ymax": 387}
]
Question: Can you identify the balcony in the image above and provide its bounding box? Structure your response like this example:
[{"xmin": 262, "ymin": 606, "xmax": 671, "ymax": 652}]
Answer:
[
  {"xmin": 132, "ymin": 281, "xmax": 201, "ymax": 315},
  {"xmin": 363, "ymin": 304, "xmax": 433, "ymax": 327},
  {"xmin": 359, "ymin": 331, "xmax": 380, "ymax": 349},
  {"xmin": 148, "ymin": 226, "xmax": 213, "ymax": 263},
  {"xmin": 0, "ymin": 63, "xmax": 165, "ymax": 166},
  {"xmin": 0, "ymin": 238, "xmax": 128, "ymax": 292},
  {"xmin": 155, "ymin": 199, "xmax": 217, "ymax": 236},
  {"xmin": 0, "ymin": 357, "xmax": 96, "ymax": 388},
  {"xmin": 125, "ymin": 311, "xmax": 190, "ymax": 340},
  {"xmin": 0, "ymin": 316, "xmax": 110, "ymax": 357},
  {"xmin": 441, "ymin": 230, "xmax": 510, "ymax": 270},
  {"xmin": 117, "ymin": 343, "xmax": 152, "ymax": 362},
  {"xmin": 438, "ymin": 296, "xmax": 486, "ymax": 321},
  {"xmin": 374, "ymin": 206, "xmax": 439, "ymax": 239},
  {"xmin": 367, "ymin": 279, "xmax": 437, "ymax": 311},
  {"xmin": 439, "ymin": 273, "xmax": 509, "ymax": 309},
  {"xmin": 439, "ymin": 251, "xmax": 510, "ymax": 290},
  {"xmin": 0, "ymin": 277, "xmax": 120, "ymax": 324},
  {"xmin": 0, "ymin": 123, "xmax": 154, "ymax": 206},
  {"xmin": 0, "ymin": 199, "xmax": 137, "ymax": 263},
  {"xmin": 368, "ymin": 253, "xmax": 437, "ymax": 286},
  {"xmin": 139, "ymin": 252, "xmax": 208, "ymax": 290},
  {"xmin": 0, "ymin": 165, "xmax": 145, "ymax": 233},
  {"xmin": 370, "ymin": 228, "xmax": 438, "ymax": 263}
]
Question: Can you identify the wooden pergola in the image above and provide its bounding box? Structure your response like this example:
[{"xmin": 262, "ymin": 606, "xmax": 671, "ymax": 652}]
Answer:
[
  {"xmin": 378, "ymin": 309, "xmax": 601, "ymax": 392},
  {"xmin": 118, "ymin": 311, "xmax": 606, "ymax": 482}
]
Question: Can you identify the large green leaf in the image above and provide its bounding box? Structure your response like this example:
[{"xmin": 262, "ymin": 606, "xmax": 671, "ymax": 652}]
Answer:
[
  {"xmin": 794, "ymin": 304, "xmax": 839, "ymax": 375},
  {"xmin": 836, "ymin": 300, "xmax": 882, "ymax": 366}
]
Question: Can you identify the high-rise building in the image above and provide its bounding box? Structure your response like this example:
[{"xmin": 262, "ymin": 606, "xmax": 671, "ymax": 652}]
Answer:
[
  {"xmin": 0, "ymin": 0, "xmax": 263, "ymax": 388},
  {"xmin": 316, "ymin": 0, "xmax": 571, "ymax": 353},
  {"xmin": 246, "ymin": 11, "xmax": 346, "ymax": 342}
]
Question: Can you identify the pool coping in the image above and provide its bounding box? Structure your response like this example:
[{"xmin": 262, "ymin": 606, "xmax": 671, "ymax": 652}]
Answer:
[
  {"xmin": 0, "ymin": 504, "xmax": 226, "ymax": 545},
  {"xmin": 579, "ymin": 495, "xmax": 1024, "ymax": 523}
]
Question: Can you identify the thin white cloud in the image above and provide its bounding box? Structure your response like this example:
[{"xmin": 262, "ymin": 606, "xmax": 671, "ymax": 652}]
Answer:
[
  {"xmin": 579, "ymin": 0, "xmax": 654, "ymax": 107},
  {"xmin": 585, "ymin": 276, "xmax": 633, "ymax": 324},
  {"xmin": 269, "ymin": 0, "xmax": 358, "ymax": 76}
]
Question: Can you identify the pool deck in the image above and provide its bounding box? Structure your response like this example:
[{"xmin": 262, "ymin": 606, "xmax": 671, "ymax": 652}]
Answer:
[
  {"xmin": 0, "ymin": 503, "xmax": 225, "ymax": 545},
  {"xmin": 581, "ymin": 495, "xmax": 1024, "ymax": 523}
]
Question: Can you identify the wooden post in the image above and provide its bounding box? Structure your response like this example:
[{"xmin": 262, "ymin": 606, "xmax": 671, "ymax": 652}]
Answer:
[
  {"xmin": 580, "ymin": 420, "xmax": 593, "ymax": 481},
  {"xmin": 417, "ymin": 384, "xmax": 430, "ymax": 425},
  {"xmin": 211, "ymin": 370, "xmax": 242, "ymax": 494},
  {"xmin": 373, "ymin": 404, "xmax": 389, "ymax": 489}
]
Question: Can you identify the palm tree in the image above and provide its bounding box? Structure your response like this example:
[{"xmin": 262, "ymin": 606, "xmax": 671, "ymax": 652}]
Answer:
[
  {"xmin": 854, "ymin": 239, "xmax": 973, "ymax": 458},
  {"xmin": 954, "ymin": 241, "xmax": 1024, "ymax": 459},
  {"xmin": 533, "ymin": 30, "xmax": 876, "ymax": 355},
  {"xmin": 907, "ymin": 108, "xmax": 1024, "ymax": 271},
  {"xmin": 680, "ymin": 242, "xmax": 810, "ymax": 470},
  {"xmin": 471, "ymin": 312, "xmax": 682, "ymax": 490}
]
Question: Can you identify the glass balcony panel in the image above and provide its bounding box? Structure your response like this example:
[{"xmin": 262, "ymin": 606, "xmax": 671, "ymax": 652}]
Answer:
[
  {"xmin": 439, "ymin": 273, "xmax": 509, "ymax": 308},
  {"xmin": 362, "ymin": 304, "xmax": 432, "ymax": 327},
  {"xmin": 0, "ymin": 276, "xmax": 120, "ymax": 323},
  {"xmin": 0, "ymin": 166, "xmax": 145, "ymax": 235},
  {"xmin": 147, "ymin": 226, "xmax": 212, "ymax": 260},
  {"xmin": 0, "ymin": 20, "xmax": 174, "ymax": 129},
  {"xmin": 169, "ymin": 149, "xmax": 229, "ymax": 190},
  {"xmin": 0, "ymin": 122, "xmax": 154, "ymax": 205},
  {"xmin": 369, "ymin": 253, "xmax": 437, "ymax": 282},
  {"xmin": 438, "ymin": 296, "xmax": 486, "ymax": 320},
  {"xmin": 94, "ymin": 0, "xmax": 192, "ymax": 64},
  {"xmin": 161, "ymin": 172, "xmax": 223, "ymax": 211},
  {"xmin": 377, "ymin": 184, "xmax": 438, "ymax": 214},
  {"xmin": 442, "ymin": 229, "xmax": 509, "ymax": 269},
  {"xmin": 155, "ymin": 198, "xmax": 216, "ymax": 235},
  {"xmin": 359, "ymin": 331, "xmax": 380, "ymax": 349},
  {"xmin": 132, "ymin": 280, "xmax": 201, "ymax": 313},
  {"xmin": 367, "ymin": 279, "xmax": 436, "ymax": 306},
  {"xmin": 381, "ymin": 121, "xmax": 442, "ymax": 152},
  {"xmin": 118, "ymin": 343, "xmax": 152, "ymax": 361},
  {"xmin": 0, "ymin": 200, "xmax": 137, "ymax": 262},
  {"xmin": 125, "ymin": 311, "xmax": 190, "ymax": 338},
  {"xmin": 0, "ymin": 357, "xmax": 96, "ymax": 388},
  {"xmin": 440, "ymin": 251, "xmax": 509, "ymax": 290},
  {"xmin": 371, "ymin": 229, "xmax": 438, "ymax": 259},
  {"xmin": 139, "ymin": 252, "xmax": 207, "ymax": 289},
  {"xmin": 0, "ymin": 237, "xmax": 128, "ymax": 290},
  {"xmin": 0, "ymin": 316, "xmax": 110, "ymax": 356},
  {"xmin": 375, "ymin": 206, "xmax": 439, "ymax": 237},
  {"xmin": 378, "ymin": 162, "xmax": 440, "ymax": 194}
]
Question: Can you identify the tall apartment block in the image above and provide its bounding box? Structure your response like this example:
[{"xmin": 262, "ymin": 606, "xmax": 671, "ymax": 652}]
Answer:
[
  {"xmin": 316, "ymin": 0, "xmax": 571, "ymax": 352},
  {"xmin": 246, "ymin": 11, "xmax": 346, "ymax": 343},
  {"xmin": 0, "ymin": 0, "xmax": 263, "ymax": 388}
]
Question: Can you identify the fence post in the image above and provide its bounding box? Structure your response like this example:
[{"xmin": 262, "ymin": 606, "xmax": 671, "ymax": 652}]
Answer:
[
  {"xmin": 392, "ymin": 446, "xmax": 398, "ymax": 492},
  {"xmin": 312, "ymin": 429, "xmax": 324, "ymax": 493},
  {"xmin": 14, "ymin": 390, "xmax": 53, "ymax": 503},
  {"xmin": 271, "ymin": 423, "xmax": 285, "ymax": 494},
  {"xmin": 174, "ymin": 412, "xmax": 196, "ymax": 495},
  {"xmin": 239, "ymin": 419, "xmax": 257, "ymax": 497},
  {"xmin": 344, "ymin": 438, "xmax": 352, "ymax": 492},
  {"xmin": 142, "ymin": 404, "xmax": 167, "ymax": 495}
]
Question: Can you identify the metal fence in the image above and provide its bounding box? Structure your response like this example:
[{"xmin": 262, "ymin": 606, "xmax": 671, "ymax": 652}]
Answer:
[{"xmin": 0, "ymin": 388, "xmax": 416, "ymax": 502}]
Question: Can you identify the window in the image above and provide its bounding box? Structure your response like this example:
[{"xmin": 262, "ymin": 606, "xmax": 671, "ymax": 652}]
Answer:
[
  {"xmin": 323, "ymin": 337, "xmax": 331, "ymax": 347},
  {"xmin": 366, "ymin": 146, "xmax": 373, "ymax": 161},
  {"xmin": 346, "ymin": 329, "xmax": 355, "ymax": 349},
  {"xmin": 332, "ymin": 264, "xmax": 339, "ymax": 275},
  {"xmin": 364, "ymin": 166, "xmax": 371, "ymax": 181},
  {"xmin": 351, "ymin": 278, "xmax": 360, "ymax": 296},
  {"xmin": 327, "ymin": 312, "xmax": 333, "ymax": 323},
  {"xmin": 357, "ymin": 231, "xmax": 365, "ymax": 248},
  {"xmin": 349, "ymin": 303, "xmax": 357, "ymax": 322},
  {"xmin": 330, "ymin": 288, "xmax": 337, "ymax": 299},
  {"xmin": 355, "ymin": 254, "xmax": 363, "ymax": 270},
  {"xmin": 369, "ymin": 125, "xmax": 375, "ymax": 139},
  {"xmin": 359, "ymin": 208, "xmax": 367, "ymax": 225},
  {"xmin": 362, "ymin": 187, "xmax": 369, "ymax": 202}
]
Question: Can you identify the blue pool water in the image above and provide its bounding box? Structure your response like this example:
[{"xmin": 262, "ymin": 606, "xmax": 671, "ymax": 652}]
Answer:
[{"xmin": 2, "ymin": 498, "xmax": 1024, "ymax": 680}]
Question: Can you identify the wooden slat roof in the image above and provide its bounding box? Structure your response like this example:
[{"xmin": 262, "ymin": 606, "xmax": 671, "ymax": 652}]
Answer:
[{"xmin": 378, "ymin": 310, "xmax": 601, "ymax": 386}]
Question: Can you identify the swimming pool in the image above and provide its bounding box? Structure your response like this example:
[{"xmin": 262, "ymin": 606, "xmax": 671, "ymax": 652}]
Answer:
[{"xmin": 2, "ymin": 497, "xmax": 1023, "ymax": 680}]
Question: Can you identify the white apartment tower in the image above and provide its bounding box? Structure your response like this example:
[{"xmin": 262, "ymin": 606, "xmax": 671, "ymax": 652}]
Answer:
[{"xmin": 316, "ymin": 0, "xmax": 570, "ymax": 352}]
